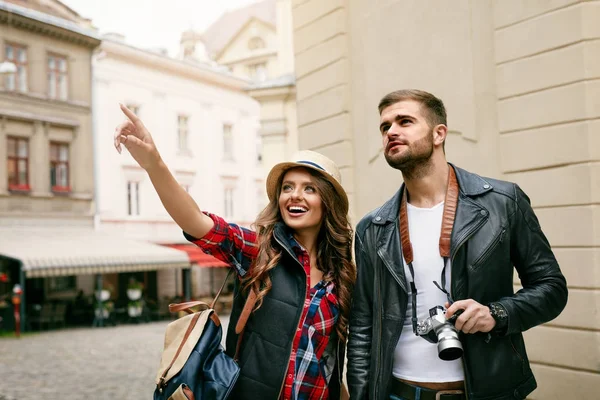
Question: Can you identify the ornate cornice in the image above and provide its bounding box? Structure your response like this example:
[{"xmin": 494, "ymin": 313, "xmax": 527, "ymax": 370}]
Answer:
[
  {"xmin": 0, "ymin": 4, "xmax": 100, "ymax": 48},
  {"xmin": 0, "ymin": 90, "xmax": 90, "ymax": 114},
  {"xmin": 100, "ymin": 40, "xmax": 251, "ymax": 92}
]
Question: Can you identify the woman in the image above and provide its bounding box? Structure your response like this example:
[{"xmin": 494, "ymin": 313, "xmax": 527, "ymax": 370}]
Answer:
[{"xmin": 113, "ymin": 104, "xmax": 355, "ymax": 400}]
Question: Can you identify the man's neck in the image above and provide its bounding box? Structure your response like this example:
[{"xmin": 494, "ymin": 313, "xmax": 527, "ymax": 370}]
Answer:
[{"xmin": 403, "ymin": 159, "xmax": 449, "ymax": 208}]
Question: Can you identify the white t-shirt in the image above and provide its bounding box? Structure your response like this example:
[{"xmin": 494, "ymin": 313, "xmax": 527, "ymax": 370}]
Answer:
[{"xmin": 392, "ymin": 201, "xmax": 465, "ymax": 382}]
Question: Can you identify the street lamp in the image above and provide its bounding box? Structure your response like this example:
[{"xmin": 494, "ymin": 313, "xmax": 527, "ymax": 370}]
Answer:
[{"xmin": 0, "ymin": 61, "xmax": 17, "ymax": 75}]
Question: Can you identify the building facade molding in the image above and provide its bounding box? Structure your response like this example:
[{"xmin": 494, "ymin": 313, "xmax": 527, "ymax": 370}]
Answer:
[
  {"xmin": 0, "ymin": 3, "xmax": 100, "ymax": 48},
  {"xmin": 100, "ymin": 40, "xmax": 251, "ymax": 92}
]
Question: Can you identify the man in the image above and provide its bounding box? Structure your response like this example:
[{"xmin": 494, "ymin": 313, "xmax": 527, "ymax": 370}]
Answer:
[{"xmin": 347, "ymin": 89, "xmax": 567, "ymax": 400}]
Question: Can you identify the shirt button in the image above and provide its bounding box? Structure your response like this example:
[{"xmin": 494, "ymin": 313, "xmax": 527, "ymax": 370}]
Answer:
[{"xmin": 288, "ymin": 374, "xmax": 293, "ymax": 378}]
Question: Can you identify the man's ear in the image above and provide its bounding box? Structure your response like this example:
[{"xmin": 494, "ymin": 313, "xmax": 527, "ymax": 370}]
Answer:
[{"xmin": 433, "ymin": 124, "xmax": 448, "ymax": 147}]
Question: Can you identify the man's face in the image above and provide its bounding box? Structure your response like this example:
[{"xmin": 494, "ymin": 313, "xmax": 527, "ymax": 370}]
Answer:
[{"xmin": 379, "ymin": 100, "xmax": 434, "ymax": 171}]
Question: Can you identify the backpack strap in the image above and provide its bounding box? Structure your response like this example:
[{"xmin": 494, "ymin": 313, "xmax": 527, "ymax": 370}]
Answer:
[
  {"xmin": 157, "ymin": 311, "xmax": 202, "ymax": 392},
  {"xmin": 234, "ymin": 287, "xmax": 257, "ymax": 361},
  {"xmin": 168, "ymin": 267, "xmax": 236, "ymax": 315},
  {"xmin": 167, "ymin": 267, "xmax": 257, "ymax": 362}
]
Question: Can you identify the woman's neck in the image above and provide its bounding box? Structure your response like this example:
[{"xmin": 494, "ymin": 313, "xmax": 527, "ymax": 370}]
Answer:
[{"xmin": 293, "ymin": 231, "xmax": 317, "ymax": 257}]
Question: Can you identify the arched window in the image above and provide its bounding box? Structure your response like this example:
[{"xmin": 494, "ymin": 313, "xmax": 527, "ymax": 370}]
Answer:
[{"xmin": 248, "ymin": 36, "xmax": 265, "ymax": 50}]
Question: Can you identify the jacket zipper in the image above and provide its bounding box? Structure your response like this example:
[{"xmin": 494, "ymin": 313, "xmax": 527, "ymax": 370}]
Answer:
[
  {"xmin": 470, "ymin": 227, "xmax": 506, "ymax": 270},
  {"xmin": 450, "ymin": 213, "xmax": 487, "ymax": 400},
  {"xmin": 377, "ymin": 248, "xmax": 408, "ymax": 293},
  {"xmin": 450, "ymin": 215, "xmax": 487, "ymax": 261},
  {"xmin": 373, "ymin": 261, "xmax": 383, "ymax": 400},
  {"xmin": 274, "ymin": 235, "xmax": 309, "ymax": 400},
  {"xmin": 510, "ymin": 337, "xmax": 526, "ymax": 374},
  {"xmin": 337, "ymin": 339, "xmax": 343, "ymax": 400}
]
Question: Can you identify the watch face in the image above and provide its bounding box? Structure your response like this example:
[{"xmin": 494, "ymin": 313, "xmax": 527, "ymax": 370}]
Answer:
[{"xmin": 491, "ymin": 304, "xmax": 507, "ymax": 319}]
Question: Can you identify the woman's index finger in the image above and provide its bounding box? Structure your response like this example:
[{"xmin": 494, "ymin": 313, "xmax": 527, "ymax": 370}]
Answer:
[{"xmin": 119, "ymin": 103, "xmax": 141, "ymax": 125}]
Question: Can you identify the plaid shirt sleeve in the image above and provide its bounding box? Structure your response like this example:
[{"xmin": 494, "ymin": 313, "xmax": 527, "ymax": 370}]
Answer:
[{"xmin": 184, "ymin": 212, "xmax": 258, "ymax": 277}]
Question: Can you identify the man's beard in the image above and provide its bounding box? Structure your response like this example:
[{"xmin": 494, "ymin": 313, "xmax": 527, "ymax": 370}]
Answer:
[{"xmin": 384, "ymin": 131, "xmax": 434, "ymax": 179}]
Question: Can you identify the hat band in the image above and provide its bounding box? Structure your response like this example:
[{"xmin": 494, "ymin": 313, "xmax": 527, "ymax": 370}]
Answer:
[{"xmin": 297, "ymin": 160, "xmax": 325, "ymax": 172}]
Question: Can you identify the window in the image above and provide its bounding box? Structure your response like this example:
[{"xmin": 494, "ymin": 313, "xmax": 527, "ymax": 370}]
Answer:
[
  {"xmin": 4, "ymin": 43, "xmax": 28, "ymax": 92},
  {"xmin": 48, "ymin": 276, "xmax": 76, "ymax": 293},
  {"xmin": 247, "ymin": 62, "xmax": 267, "ymax": 82},
  {"xmin": 248, "ymin": 37, "xmax": 265, "ymax": 50},
  {"xmin": 223, "ymin": 124, "xmax": 233, "ymax": 160},
  {"xmin": 50, "ymin": 142, "xmax": 70, "ymax": 192},
  {"xmin": 126, "ymin": 104, "xmax": 140, "ymax": 116},
  {"xmin": 256, "ymin": 184, "xmax": 265, "ymax": 214},
  {"xmin": 256, "ymin": 136, "xmax": 263, "ymax": 164},
  {"xmin": 178, "ymin": 115, "xmax": 189, "ymax": 152},
  {"xmin": 48, "ymin": 54, "xmax": 68, "ymax": 100},
  {"xmin": 7, "ymin": 136, "xmax": 29, "ymax": 191},
  {"xmin": 224, "ymin": 187, "xmax": 234, "ymax": 218},
  {"xmin": 127, "ymin": 181, "xmax": 140, "ymax": 216}
]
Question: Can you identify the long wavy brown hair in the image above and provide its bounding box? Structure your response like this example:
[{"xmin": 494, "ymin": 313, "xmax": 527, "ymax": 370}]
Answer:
[{"xmin": 243, "ymin": 167, "xmax": 356, "ymax": 341}]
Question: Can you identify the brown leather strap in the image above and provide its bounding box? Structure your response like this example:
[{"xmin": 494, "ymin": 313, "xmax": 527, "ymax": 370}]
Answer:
[
  {"xmin": 159, "ymin": 312, "xmax": 201, "ymax": 388},
  {"xmin": 400, "ymin": 166, "xmax": 459, "ymax": 262},
  {"xmin": 169, "ymin": 301, "xmax": 210, "ymax": 314},
  {"xmin": 168, "ymin": 301, "xmax": 221, "ymax": 326},
  {"xmin": 166, "ymin": 268, "xmax": 257, "ymax": 363},
  {"xmin": 167, "ymin": 267, "xmax": 235, "ymax": 314},
  {"xmin": 439, "ymin": 167, "xmax": 458, "ymax": 257},
  {"xmin": 182, "ymin": 385, "xmax": 195, "ymax": 400},
  {"xmin": 210, "ymin": 268, "xmax": 235, "ymax": 309},
  {"xmin": 233, "ymin": 287, "xmax": 258, "ymax": 362},
  {"xmin": 235, "ymin": 288, "xmax": 257, "ymax": 335},
  {"xmin": 400, "ymin": 186, "xmax": 414, "ymax": 264}
]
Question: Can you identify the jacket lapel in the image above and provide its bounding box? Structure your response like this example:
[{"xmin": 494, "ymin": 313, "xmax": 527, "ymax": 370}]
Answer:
[
  {"xmin": 373, "ymin": 188, "xmax": 408, "ymax": 294},
  {"xmin": 449, "ymin": 165, "xmax": 494, "ymax": 299},
  {"xmin": 376, "ymin": 221, "xmax": 408, "ymax": 293},
  {"xmin": 450, "ymin": 195, "xmax": 488, "ymax": 258}
]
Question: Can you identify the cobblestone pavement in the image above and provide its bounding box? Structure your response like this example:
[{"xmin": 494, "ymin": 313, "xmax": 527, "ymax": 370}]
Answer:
[{"xmin": 0, "ymin": 315, "xmax": 229, "ymax": 400}]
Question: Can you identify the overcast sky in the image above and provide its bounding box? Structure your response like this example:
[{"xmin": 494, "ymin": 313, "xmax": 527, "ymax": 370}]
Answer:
[{"xmin": 61, "ymin": 0, "xmax": 259, "ymax": 56}]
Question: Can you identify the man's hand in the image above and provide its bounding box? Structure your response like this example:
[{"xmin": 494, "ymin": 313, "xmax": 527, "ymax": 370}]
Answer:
[
  {"xmin": 445, "ymin": 299, "xmax": 496, "ymax": 334},
  {"xmin": 114, "ymin": 104, "xmax": 162, "ymax": 172}
]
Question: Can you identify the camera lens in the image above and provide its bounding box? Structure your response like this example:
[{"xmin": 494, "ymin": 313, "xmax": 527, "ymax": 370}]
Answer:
[
  {"xmin": 436, "ymin": 326, "xmax": 463, "ymax": 361},
  {"xmin": 439, "ymin": 344, "xmax": 463, "ymax": 361}
]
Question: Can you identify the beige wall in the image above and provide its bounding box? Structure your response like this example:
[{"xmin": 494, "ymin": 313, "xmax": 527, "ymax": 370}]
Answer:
[
  {"xmin": 292, "ymin": 0, "xmax": 600, "ymax": 397},
  {"xmin": 249, "ymin": 84, "xmax": 298, "ymax": 173},
  {"xmin": 222, "ymin": 0, "xmax": 299, "ymax": 177},
  {"xmin": 0, "ymin": 11, "xmax": 98, "ymax": 223}
]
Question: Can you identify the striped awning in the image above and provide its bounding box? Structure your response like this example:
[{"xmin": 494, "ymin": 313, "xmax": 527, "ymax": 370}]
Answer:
[
  {"xmin": 0, "ymin": 227, "xmax": 191, "ymax": 278},
  {"xmin": 163, "ymin": 244, "xmax": 229, "ymax": 268}
]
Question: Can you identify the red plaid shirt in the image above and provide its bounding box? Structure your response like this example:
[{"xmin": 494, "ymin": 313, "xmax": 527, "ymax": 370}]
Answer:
[{"xmin": 185, "ymin": 213, "xmax": 339, "ymax": 400}]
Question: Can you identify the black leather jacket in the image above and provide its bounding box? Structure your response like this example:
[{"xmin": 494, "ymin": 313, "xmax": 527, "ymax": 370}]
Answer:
[{"xmin": 347, "ymin": 165, "xmax": 568, "ymax": 400}]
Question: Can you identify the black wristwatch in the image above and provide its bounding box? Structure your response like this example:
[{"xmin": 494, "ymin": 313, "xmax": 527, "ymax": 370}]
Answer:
[{"xmin": 489, "ymin": 302, "xmax": 508, "ymax": 334}]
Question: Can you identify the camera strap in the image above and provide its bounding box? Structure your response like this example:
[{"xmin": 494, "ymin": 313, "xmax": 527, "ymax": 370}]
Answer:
[{"xmin": 399, "ymin": 165, "xmax": 459, "ymax": 334}]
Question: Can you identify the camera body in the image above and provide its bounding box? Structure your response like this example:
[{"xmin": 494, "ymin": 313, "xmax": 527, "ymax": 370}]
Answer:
[{"xmin": 415, "ymin": 305, "xmax": 463, "ymax": 361}]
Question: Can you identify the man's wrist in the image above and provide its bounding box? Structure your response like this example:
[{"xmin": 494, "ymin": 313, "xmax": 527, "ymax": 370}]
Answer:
[{"xmin": 488, "ymin": 302, "xmax": 508, "ymax": 334}]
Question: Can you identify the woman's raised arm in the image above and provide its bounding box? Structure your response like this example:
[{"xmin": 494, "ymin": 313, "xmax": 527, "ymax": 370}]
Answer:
[{"xmin": 114, "ymin": 104, "xmax": 214, "ymax": 239}]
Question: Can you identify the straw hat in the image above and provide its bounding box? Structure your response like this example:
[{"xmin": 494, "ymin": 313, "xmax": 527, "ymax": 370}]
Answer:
[{"xmin": 265, "ymin": 150, "xmax": 349, "ymax": 215}]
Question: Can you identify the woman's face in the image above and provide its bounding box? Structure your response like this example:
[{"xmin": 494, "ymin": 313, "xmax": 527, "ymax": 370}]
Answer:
[{"xmin": 278, "ymin": 167, "xmax": 324, "ymax": 236}]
